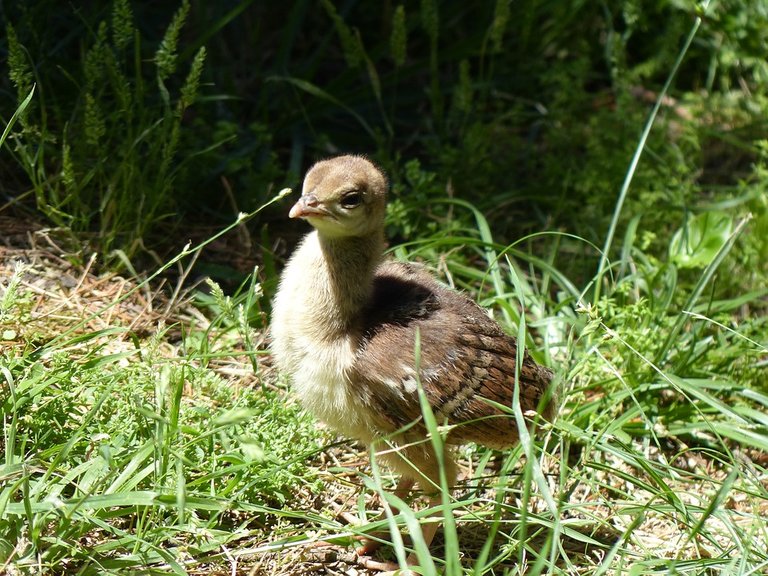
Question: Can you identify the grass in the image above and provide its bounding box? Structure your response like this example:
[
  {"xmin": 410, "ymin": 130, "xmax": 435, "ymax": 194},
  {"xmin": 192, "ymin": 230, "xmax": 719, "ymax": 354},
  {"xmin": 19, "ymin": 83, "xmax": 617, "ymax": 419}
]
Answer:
[
  {"xmin": 375, "ymin": 181, "xmax": 766, "ymax": 574},
  {"xmin": 0, "ymin": 245, "xmax": 327, "ymax": 574},
  {"xmin": 1, "ymin": 173, "xmax": 766, "ymax": 574},
  {"xmin": 4, "ymin": 1, "xmax": 209, "ymax": 265},
  {"xmin": 0, "ymin": 192, "xmax": 338, "ymax": 574}
]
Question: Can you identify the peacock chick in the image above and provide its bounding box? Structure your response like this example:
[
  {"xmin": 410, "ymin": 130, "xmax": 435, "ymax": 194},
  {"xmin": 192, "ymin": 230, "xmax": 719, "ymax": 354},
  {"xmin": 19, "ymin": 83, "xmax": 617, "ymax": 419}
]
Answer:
[{"xmin": 271, "ymin": 154, "xmax": 556, "ymax": 571}]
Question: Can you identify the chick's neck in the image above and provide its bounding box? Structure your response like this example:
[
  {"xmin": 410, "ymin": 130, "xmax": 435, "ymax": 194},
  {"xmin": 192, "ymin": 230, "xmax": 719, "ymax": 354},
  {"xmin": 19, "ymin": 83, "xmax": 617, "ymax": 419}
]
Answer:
[{"xmin": 311, "ymin": 229, "xmax": 385, "ymax": 334}]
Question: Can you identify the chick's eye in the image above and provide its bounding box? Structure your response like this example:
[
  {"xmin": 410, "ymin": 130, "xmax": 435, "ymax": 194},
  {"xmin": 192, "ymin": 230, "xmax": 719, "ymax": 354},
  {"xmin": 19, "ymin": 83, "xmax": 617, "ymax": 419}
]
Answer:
[{"xmin": 340, "ymin": 190, "xmax": 362, "ymax": 209}]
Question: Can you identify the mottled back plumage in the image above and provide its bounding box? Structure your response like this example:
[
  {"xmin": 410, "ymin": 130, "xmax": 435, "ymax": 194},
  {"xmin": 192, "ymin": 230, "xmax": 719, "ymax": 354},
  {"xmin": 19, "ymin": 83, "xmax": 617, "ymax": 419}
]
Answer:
[{"xmin": 351, "ymin": 260, "xmax": 554, "ymax": 449}]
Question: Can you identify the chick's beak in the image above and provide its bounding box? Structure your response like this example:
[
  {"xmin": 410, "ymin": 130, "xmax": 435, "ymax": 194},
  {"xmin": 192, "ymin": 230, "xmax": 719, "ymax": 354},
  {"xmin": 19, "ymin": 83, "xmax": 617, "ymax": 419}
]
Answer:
[{"xmin": 289, "ymin": 194, "xmax": 329, "ymax": 219}]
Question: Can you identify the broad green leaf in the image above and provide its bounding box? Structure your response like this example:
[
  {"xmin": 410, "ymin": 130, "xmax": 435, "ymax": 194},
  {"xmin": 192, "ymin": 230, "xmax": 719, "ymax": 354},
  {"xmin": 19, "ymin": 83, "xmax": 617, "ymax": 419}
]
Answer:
[{"xmin": 670, "ymin": 211, "xmax": 733, "ymax": 268}]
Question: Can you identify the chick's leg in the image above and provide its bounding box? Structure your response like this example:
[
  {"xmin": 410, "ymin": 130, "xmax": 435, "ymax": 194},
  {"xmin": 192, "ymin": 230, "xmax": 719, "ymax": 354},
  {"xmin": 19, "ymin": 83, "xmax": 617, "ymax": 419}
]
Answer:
[
  {"xmin": 360, "ymin": 450, "xmax": 457, "ymax": 572},
  {"xmin": 358, "ymin": 492, "xmax": 449, "ymax": 573},
  {"xmin": 402, "ymin": 459, "xmax": 456, "ymax": 568},
  {"xmin": 355, "ymin": 475, "xmax": 415, "ymax": 556}
]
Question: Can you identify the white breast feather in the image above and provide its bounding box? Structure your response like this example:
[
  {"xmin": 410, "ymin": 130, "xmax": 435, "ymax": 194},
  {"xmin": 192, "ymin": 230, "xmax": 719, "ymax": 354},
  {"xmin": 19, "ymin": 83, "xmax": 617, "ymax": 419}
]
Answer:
[{"xmin": 271, "ymin": 233, "xmax": 374, "ymax": 442}]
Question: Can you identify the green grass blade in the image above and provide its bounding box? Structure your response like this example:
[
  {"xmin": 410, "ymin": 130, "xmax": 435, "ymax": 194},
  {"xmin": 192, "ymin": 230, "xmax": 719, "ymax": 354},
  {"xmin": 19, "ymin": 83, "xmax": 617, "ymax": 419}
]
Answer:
[
  {"xmin": 655, "ymin": 215, "xmax": 751, "ymax": 365},
  {"xmin": 0, "ymin": 84, "xmax": 35, "ymax": 149},
  {"xmin": 594, "ymin": 1, "xmax": 710, "ymax": 302}
]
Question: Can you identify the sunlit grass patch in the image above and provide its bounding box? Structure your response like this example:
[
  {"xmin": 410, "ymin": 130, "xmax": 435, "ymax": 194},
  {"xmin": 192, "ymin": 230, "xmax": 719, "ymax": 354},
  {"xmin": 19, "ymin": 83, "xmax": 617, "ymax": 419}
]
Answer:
[{"xmin": 0, "ymin": 236, "xmax": 324, "ymax": 574}]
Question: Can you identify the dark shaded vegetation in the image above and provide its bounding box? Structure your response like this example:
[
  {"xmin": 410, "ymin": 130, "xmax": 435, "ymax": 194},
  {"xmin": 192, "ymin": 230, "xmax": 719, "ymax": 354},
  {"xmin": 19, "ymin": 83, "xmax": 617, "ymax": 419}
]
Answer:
[{"xmin": 3, "ymin": 1, "xmax": 766, "ymax": 274}]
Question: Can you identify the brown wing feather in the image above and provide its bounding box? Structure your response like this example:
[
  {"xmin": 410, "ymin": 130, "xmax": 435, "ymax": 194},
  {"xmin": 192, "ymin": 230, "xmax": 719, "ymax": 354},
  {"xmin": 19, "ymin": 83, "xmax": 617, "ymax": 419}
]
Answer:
[{"xmin": 350, "ymin": 261, "xmax": 554, "ymax": 449}]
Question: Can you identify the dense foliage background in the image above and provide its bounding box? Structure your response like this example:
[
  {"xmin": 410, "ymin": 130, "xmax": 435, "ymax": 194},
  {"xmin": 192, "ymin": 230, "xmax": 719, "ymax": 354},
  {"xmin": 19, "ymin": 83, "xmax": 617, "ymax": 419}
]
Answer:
[{"xmin": 3, "ymin": 0, "xmax": 766, "ymax": 271}]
